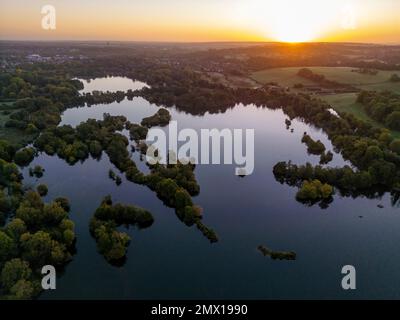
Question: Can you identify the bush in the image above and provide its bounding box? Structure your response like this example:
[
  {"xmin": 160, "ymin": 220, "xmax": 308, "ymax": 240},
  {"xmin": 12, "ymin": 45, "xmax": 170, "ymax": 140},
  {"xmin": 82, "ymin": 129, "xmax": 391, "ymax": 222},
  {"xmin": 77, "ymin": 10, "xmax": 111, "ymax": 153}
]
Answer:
[
  {"xmin": 296, "ymin": 180, "xmax": 333, "ymax": 202},
  {"xmin": 302, "ymin": 133, "xmax": 326, "ymax": 155},
  {"xmin": 0, "ymin": 258, "xmax": 32, "ymax": 292},
  {"xmin": 389, "ymin": 139, "xmax": 400, "ymax": 154},
  {"xmin": 14, "ymin": 148, "xmax": 35, "ymax": 167},
  {"xmin": 29, "ymin": 165, "xmax": 44, "ymax": 178},
  {"xmin": 141, "ymin": 108, "xmax": 171, "ymax": 128},
  {"xmin": 54, "ymin": 197, "xmax": 71, "ymax": 212},
  {"xmin": 37, "ymin": 184, "xmax": 48, "ymax": 197}
]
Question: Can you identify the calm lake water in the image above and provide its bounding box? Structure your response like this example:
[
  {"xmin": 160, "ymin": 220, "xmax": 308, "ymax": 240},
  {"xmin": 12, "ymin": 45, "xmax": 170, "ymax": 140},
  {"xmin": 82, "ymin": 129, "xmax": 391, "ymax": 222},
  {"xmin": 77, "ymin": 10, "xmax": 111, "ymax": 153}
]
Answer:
[
  {"xmin": 22, "ymin": 77, "xmax": 400, "ymax": 299},
  {"xmin": 77, "ymin": 76, "xmax": 149, "ymax": 94}
]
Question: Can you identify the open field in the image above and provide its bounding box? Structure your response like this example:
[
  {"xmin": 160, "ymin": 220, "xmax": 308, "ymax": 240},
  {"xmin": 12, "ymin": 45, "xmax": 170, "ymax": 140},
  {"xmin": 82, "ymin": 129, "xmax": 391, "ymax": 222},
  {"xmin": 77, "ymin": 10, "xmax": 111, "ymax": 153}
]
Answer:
[
  {"xmin": 251, "ymin": 67, "xmax": 315, "ymax": 87},
  {"xmin": 202, "ymin": 72, "xmax": 260, "ymax": 89},
  {"xmin": 251, "ymin": 67, "xmax": 400, "ymax": 93}
]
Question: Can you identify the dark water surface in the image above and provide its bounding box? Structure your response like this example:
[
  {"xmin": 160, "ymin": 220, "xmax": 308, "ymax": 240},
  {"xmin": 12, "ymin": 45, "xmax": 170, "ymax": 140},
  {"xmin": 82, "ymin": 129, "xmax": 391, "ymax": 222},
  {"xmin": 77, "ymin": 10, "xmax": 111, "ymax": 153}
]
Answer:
[{"xmin": 23, "ymin": 77, "xmax": 400, "ymax": 299}]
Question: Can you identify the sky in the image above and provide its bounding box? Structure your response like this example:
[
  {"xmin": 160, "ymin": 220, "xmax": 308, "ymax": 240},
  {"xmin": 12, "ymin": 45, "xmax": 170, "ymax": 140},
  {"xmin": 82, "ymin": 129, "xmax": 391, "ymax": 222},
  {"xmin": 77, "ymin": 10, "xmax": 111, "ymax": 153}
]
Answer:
[{"xmin": 0, "ymin": 0, "xmax": 399, "ymax": 43}]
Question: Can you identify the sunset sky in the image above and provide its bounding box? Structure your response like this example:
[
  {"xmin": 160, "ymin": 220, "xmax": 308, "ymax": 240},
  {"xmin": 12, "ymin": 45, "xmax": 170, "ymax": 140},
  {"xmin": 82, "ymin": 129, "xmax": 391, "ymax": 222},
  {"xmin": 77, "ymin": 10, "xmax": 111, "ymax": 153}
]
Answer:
[{"xmin": 0, "ymin": 0, "xmax": 399, "ymax": 43}]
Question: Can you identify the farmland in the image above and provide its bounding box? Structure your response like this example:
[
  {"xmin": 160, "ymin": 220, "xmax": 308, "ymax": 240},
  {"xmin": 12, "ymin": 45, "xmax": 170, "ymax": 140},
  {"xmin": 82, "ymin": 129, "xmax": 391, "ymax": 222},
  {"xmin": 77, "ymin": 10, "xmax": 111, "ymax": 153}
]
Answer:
[
  {"xmin": 251, "ymin": 66, "xmax": 400, "ymax": 93},
  {"xmin": 251, "ymin": 66, "xmax": 400, "ymax": 138}
]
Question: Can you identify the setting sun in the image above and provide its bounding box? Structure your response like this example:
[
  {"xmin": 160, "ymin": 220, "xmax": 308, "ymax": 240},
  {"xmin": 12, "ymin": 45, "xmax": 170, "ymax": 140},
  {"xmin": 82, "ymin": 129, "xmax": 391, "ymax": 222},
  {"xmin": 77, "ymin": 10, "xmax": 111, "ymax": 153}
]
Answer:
[
  {"xmin": 270, "ymin": 22, "xmax": 319, "ymax": 43},
  {"xmin": 256, "ymin": 0, "xmax": 337, "ymax": 42}
]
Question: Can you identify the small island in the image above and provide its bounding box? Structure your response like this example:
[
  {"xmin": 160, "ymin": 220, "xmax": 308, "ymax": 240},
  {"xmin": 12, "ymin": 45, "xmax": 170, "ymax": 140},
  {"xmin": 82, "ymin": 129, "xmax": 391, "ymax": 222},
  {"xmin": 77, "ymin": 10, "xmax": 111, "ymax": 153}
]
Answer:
[
  {"xmin": 141, "ymin": 108, "xmax": 171, "ymax": 128},
  {"xmin": 90, "ymin": 196, "xmax": 154, "ymax": 264},
  {"xmin": 258, "ymin": 245, "xmax": 296, "ymax": 261}
]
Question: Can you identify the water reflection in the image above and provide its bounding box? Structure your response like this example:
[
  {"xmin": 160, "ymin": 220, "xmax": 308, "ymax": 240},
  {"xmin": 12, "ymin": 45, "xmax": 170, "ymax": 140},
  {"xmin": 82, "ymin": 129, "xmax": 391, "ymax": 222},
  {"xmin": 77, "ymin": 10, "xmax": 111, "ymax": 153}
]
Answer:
[
  {"xmin": 24, "ymin": 77, "xmax": 400, "ymax": 300},
  {"xmin": 78, "ymin": 76, "xmax": 149, "ymax": 94}
]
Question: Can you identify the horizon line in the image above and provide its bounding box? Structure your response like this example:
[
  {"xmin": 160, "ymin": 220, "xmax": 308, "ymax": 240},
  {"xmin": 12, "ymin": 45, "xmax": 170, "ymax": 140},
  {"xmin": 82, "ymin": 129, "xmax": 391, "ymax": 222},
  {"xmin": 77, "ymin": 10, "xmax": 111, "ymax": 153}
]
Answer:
[{"xmin": 1, "ymin": 39, "xmax": 400, "ymax": 46}]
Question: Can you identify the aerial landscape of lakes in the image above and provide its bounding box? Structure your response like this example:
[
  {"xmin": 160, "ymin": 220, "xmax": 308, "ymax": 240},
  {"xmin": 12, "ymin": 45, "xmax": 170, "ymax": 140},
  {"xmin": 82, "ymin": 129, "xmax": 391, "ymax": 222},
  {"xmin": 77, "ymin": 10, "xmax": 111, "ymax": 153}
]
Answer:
[{"xmin": 20, "ymin": 76, "xmax": 400, "ymax": 299}]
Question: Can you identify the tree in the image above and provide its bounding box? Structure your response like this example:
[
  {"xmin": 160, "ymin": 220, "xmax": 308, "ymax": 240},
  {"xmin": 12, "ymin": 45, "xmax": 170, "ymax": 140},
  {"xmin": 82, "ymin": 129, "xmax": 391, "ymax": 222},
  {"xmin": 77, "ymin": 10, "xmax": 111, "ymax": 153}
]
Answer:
[
  {"xmin": 0, "ymin": 258, "xmax": 32, "ymax": 292},
  {"xmin": 302, "ymin": 134, "xmax": 326, "ymax": 155},
  {"xmin": 174, "ymin": 188, "xmax": 193, "ymax": 209},
  {"xmin": 5, "ymin": 218, "xmax": 27, "ymax": 241},
  {"xmin": 29, "ymin": 165, "xmax": 44, "ymax": 178},
  {"xmin": 20, "ymin": 230, "xmax": 69, "ymax": 266},
  {"xmin": 390, "ymin": 74, "xmax": 400, "ymax": 82},
  {"xmin": 37, "ymin": 184, "xmax": 48, "ymax": 197},
  {"xmin": 385, "ymin": 111, "xmax": 400, "ymax": 131},
  {"xmin": 54, "ymin": 197, "xmax": 71, "ymax": 212},
  {"xmin": 320, "ymin": 151, "xmax": 333, "ymax": 164},
  {"xmin": 25, "ymin": 123, "xmax": 39, "ymax": 135},
  {"xmin": 320, "ymin": 183, "xmax": 334, "ymax": 199},
  {"xmin": 42, "ymin": 202, "xmax": 67, "ymax": 225},
  {"xmin": 296, "ymin": 181, "xmax": 319, "ymax": 201},
  {"xmin": 63, "ymin": 229, "xmax": 75, "ymax": 247},
  {"xmin": 89, "ymin": 197, "xmax": 153, "ymax": 263},
  {"xmin": 15, "ymin": 192, "xmax": 44, "ymax": 228},
  {"xmin": 296, "ymin": 180, "xmax": 333, "ymax": 202},
  {"xmin": 9, "ymin": 279, "xmax": 35, "ymax": 299},
  {"xmin": 14, "ymin": 148, "xmax": 35, "ymax": 167},
  {"xmin": 0, "ymin": 140, "xmax": 15, "ymax": 162},
  {"xmin": 390, "ymin": 139, "xmax": 400, "ymax": 154},
  {"xmin": 0, "ymin": 189, "xmax": 11, "ymax": 214},
  {"xmin": 20, "ymin": 231, "xmax": 53, "ymax": 267},
  {"xmin": 141, "ymin": 108, "xmax": 171, "ymax": 128},
  {"xmin": 363, "ymin": 146, "xmax": 384, "ymax": 165},
  {"xmin": 89, "ymin": 140, "xmax": 103, "ymax": 158},
  {"xmin": 0, "ymin": 231, "xmax": 16, "ymax": 262}
]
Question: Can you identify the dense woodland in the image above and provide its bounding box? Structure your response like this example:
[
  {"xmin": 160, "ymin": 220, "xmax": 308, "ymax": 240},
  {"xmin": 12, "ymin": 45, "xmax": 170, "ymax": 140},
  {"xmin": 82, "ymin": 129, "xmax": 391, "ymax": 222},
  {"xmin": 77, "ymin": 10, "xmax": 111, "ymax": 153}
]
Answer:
[{"xmin": 357, "ymin": 90, "xmax": 400, "ymax": 130}]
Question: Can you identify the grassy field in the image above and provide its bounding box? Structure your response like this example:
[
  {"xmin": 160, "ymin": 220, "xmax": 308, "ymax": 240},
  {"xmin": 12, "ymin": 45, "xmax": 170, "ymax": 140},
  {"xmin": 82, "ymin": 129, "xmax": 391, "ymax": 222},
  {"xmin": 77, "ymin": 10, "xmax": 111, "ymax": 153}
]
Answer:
[
  {"xmin": 321, "ymin": 93, "xmax": 400, "ymax": 139},
  {"xmin": 251, "ymin": 66, "xmax": 400, "ymax": 93},
  {"xmin": 251, "ymin": 67, "xmax": 400, "ymax": 138},
  {"xmin": 251, "ymin": 67, "xmax": 315, "ymax": 87}
]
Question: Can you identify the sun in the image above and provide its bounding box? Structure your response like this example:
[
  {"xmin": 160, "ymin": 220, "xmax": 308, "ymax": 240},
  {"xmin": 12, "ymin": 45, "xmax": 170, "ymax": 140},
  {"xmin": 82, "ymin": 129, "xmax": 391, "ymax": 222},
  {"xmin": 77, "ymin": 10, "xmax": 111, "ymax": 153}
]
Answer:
[
  {"xmin": 271, "ymin": 23, "xmax": 317, "ymax": 43},
  {"xmin": 251, "ymin": 0, "xmax": 336, "ymax": 43}
]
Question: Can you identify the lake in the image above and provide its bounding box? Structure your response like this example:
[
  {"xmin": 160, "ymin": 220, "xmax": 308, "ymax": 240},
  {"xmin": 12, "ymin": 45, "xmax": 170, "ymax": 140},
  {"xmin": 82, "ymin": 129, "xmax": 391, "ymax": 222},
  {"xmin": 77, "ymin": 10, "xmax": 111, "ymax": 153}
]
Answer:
[{"xmin": 22, "ymin": 77, "xmax": 400, "ymax": 299}]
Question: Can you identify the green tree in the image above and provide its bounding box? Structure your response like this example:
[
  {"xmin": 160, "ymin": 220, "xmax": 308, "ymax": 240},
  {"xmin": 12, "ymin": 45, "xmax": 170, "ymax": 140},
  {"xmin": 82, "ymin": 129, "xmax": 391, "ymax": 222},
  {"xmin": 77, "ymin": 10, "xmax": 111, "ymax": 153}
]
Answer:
[
  {"xmin": 20, "ymin": 231, "xmax": 53, "ymax": 267},
  {"xmin": 0, "ymin": 140, "xmax": 15, "ymax": 162},
  {"xmin": 5, "ymin": 218, "xmax": 27, "ymax": 241},
  {"xmin": 9, "ymin": 279, "xmax": 34, "ymax": 300},
  {"xmin": 0, "ymin": 258, "xmax": 32, "ymax": 292},
  {"xmin": 54, "ymin": 197, "xmax": 71, "ymax": 212},
  {"xmin": 389, "ymin": 139, "xmax": 400, "ymax": 154},
  {"xmin": 0, "ymin": 231, "xmax": 16, "ymax": 262},
  {"xmin": 386, "ymin": 111, "xmax": 400, "ymax": 130},
  {"xmin": 37, "ymin": 184, "xmax": 48, "ymax": 197},
  {"xmin": 14, "ymin": 148, "xmax": 35, "ymax": 167},
  {"xmin": 364, "ymin": 146, "xmax": 384, "ymax": 165},
  {"xmin": 43, "ymin": 202, "xmax": 67, "ymax": 225}
]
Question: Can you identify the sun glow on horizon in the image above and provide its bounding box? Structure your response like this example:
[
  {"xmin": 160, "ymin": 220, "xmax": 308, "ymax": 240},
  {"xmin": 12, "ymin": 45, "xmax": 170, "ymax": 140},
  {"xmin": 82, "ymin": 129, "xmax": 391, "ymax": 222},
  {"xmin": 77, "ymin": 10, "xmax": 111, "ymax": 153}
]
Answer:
[
  {"xmin": 251, "ymin": 0, "xmax": 339, "ymax": 43},
  {"xmin": 233, "ymin": 0, "xmax": 362, "ymax": 43},
  {"xmin": 0, "ymin": 0, "xmax": 399, "ymax": 43},
  {"xmin": 269, "ymin": 23, "xmax": 319, "ymax": 43}
]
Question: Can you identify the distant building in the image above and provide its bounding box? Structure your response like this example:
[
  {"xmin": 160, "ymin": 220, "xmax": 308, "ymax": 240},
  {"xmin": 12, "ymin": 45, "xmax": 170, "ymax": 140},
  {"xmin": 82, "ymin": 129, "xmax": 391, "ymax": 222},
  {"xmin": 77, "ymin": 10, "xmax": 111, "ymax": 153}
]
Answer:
[{"xmin": 26, "ymin": 54, "xmax": 50, "ymax": 62}]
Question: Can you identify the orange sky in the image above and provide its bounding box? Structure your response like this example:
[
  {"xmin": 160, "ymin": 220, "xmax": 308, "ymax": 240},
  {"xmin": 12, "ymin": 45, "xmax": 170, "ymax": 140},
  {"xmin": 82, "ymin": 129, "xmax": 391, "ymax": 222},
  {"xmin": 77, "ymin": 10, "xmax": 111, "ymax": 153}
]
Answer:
[{"xmin": 0, "ymin": 0, "xmax": 399, "ymax": 43}]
